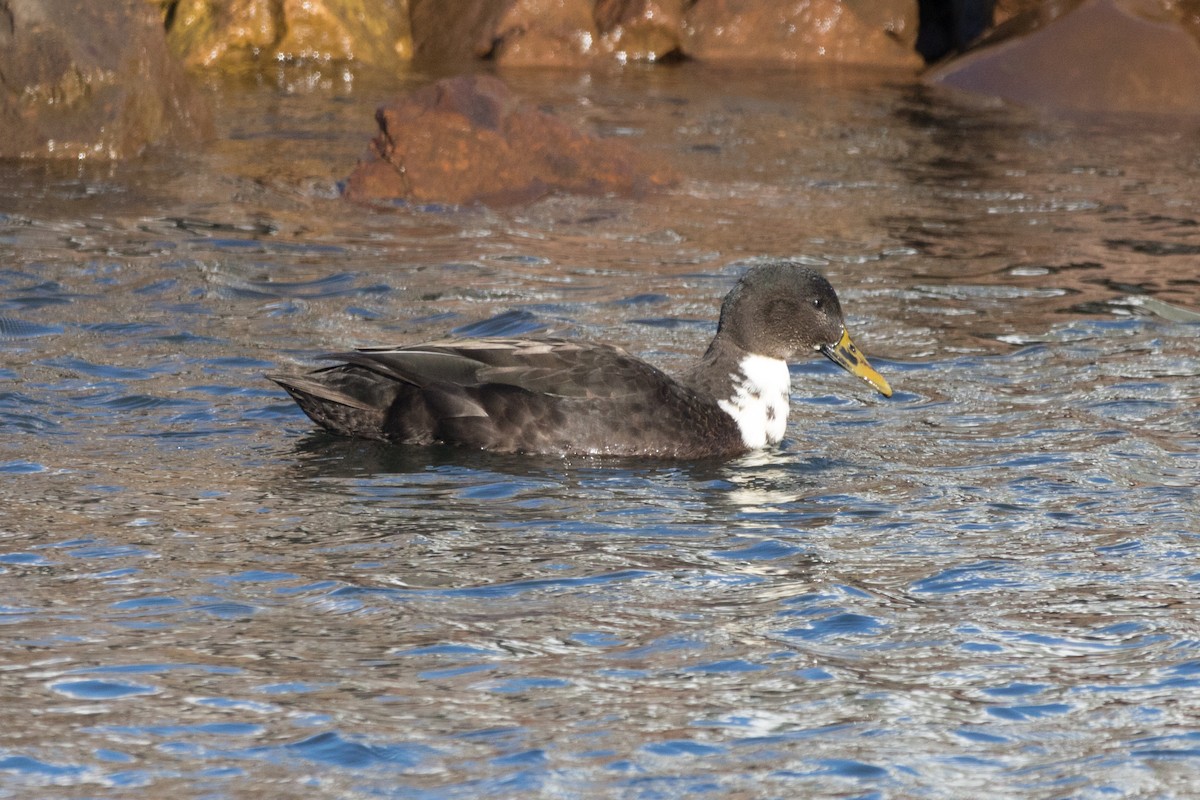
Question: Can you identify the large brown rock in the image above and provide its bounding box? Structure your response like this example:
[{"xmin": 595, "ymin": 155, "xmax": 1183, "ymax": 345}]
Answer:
[
  {"xmin": 485, "ymin": 0, "xmax": 600, "ymax": 66},
  {"xmin": 343, "ymin": 75, "xmax": 679, "ymax": 206},
  {"xmin": 0, "ymin": 0, "xmax": 211, "ymax": 159},
  {"xmin": 409, "ymin": 0, "xmax": 918, "ymax": 66},
  {"xmin": 409, "ymin": 0, "xmax": 508, "ymax": 63},
  {"xmin": 926, "ymin": 0, "xmax": 1200, "ymax": 116},
  {"xmin": 164, "ymin": 0, "xmax": 414, "ymax": 68},
  {"xmin": 483, "ymin": 0, "xmax": 684, "ymax": 65},
  {"xmin": 682, "ymin": 0, "xmax": 922, "ymax": 67},
  {"xmin": 595, "ymin": 0, "xmax": 687, "ymax": 62},
  {"xmin": 410, "ymin": 0, "xmax": 683, "ymax": 65}
]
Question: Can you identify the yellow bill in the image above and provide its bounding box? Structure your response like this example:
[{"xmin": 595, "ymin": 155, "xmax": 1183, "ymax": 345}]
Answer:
[{"xmin": 820, "ymin": 328, "xmax": 893, "ymax": 397}]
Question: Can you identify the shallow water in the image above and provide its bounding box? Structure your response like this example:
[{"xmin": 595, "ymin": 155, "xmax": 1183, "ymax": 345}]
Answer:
[{"xmin": 2, "ymin": 65, "xmax": 1199, "ymax": 798}]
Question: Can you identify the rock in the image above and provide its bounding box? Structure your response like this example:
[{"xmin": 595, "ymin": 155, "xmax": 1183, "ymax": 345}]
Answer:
[
  {"xmin": 485, "ymin": 0, "xmax": 600, "ymax": 66},
  {"xmin": 154, "ymin": 0, "xmax": 931, "ymax": 70},
  {"xmin": 487, "ymin": 0, "xmax": 688, "ymax": 65},
  {"xmin": 409, "ymin": 0, "xmax": 919, "ymax": 67},
  {"xmin": 343, "ymin": 75, "xmax": 679, "ymax": 206},
  {"xmin": 164, "ymin": 0, "xmax": 414, "ymax": 68},
  {"xmin": 682, "ymin": 0, "xmax": 923, "ymax": 67},
  {"xmin": 0, "ymin": 0, "xmax": 212, "ymax": 159},
  {"xmin": 408, "ymin": 0, "xmax": 507, "ymax": 63},
  {"xmin": 926, "ymin": 0, "xmax": 1200, "ymax": 116},
  {"xmin": 992, "ymin": 0, "xmax": 1043, "ymax": 24},
  {"xmin": 595, "ymin": 0, "xmax": 687, "ymax": 62}
]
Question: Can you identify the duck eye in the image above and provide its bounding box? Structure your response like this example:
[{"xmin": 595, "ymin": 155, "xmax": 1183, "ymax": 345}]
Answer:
[{"xmin": 812, "ymin": 297, "xmax": 822, "ymax": 309}]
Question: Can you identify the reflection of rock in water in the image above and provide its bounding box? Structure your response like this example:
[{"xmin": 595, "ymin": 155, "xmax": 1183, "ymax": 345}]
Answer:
[{"xmin": 883, "ymin": 82, "xmax": 1200, "ymax": 329}]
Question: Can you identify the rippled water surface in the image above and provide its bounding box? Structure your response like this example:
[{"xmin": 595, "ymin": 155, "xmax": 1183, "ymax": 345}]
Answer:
[{"xmin": 2, "ymin": 66, "xmax": 1199, "ymax": 798}]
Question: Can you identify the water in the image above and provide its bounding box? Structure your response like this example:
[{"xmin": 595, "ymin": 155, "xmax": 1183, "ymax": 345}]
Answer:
[{"xmin": 2, "ymin": 65, "xmax": 1199, "ymax": 798}]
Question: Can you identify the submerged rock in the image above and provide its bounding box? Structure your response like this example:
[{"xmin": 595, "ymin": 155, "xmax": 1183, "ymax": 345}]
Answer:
[
  {"xmin": 343, "ymin": 75, "xmax": 679, "ymax": 206},
  {"xmin": 926, "ymin": 0, "xmax": 1200, "ymax": 116},
  {"xmin": 0, "ymin": 0, "xmax": 212, "ymax": 159}
]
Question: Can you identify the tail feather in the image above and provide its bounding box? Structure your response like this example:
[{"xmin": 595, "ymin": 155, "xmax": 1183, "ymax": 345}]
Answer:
[
  {"xmin": 268, "ymin": 363, "xmax": 565, "ymax": 452},
  {"xmin": 268, "ymin": 371, "xmax": 392, "ymax": 440},
  {"xmin": 267, "ymin": 373, "xmax": 376, "ymax": 411}
]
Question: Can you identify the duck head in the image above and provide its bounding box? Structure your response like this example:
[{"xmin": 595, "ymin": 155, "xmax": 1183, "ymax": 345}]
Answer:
[{"xmin": 716, "ymin": 262, "xmax": 893, "ymax": 397}]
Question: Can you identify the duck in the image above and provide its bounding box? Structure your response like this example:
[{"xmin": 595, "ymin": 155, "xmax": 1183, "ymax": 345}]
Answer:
[{"xmin": 268, "ymin": 262, "xmax": 892, "ymax": 459}]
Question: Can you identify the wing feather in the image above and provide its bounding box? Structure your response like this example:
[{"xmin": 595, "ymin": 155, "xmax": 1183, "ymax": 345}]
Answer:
[{"xmin": 319, "ymin": 338, "xmax": 665, "ymax": 399}]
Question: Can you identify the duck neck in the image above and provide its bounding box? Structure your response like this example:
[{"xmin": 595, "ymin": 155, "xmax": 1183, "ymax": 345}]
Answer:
[{"xmin": 684, "ymin": 338, "xmax": 791, "ymax": 449}]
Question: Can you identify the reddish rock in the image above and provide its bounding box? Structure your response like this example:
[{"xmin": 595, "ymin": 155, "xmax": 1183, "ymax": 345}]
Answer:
[
  {"xmin": 0, "ymin": 0, "xmax": 211, "ymax": 159},
  {"xmin": 926, "ymin": 0, "xmax": 1200, "ymax": 116},
  {"xmin": 595, "ymin": 0, "xmax": 687, "ymax": 62},
  {"xmin": 993, "ymin": 0, "xmax": 1042, "ymax": 23},
  {"xmin": 412, "ymin": 0, "xmax": 676, "ymax": 66},
  {"xmin": 486, "ymin": 0, "xmax": 600, "ymax": 66},
  {"xmin": 409, "ymin": 0, "xmax": 509, "ymax": 62},
  {"xmin": 682, "ymin": 0, "xmax": 922, "ymax": 67},
  {"xmin": 344, "ymin": 75, "xmax": 679, "ymax": 206},
  {"xmin": 408, "ymin": 0, "xmax": 919, "ymax": 66}
]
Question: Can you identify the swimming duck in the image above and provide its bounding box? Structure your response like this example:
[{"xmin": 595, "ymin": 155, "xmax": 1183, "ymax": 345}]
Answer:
[{"xmin": 268, "ymin": 262, "xmax": 892, "ymax": 459}]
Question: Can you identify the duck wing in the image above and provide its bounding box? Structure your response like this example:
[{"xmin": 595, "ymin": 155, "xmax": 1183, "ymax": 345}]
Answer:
[
  {"xmin": 325, "ymin": 337, "xmax": 669, "ymax": 399},
  {"xmin": 269, "ymin": 337, "xmax": 701, "ymax": 451}
]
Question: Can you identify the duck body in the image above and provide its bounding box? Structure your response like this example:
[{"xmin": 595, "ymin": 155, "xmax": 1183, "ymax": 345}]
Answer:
[
  {"xmin": 274, "ymin": 338, "xmax": 749, "ymax": 458},
  {"xmin": 269, "ymin": 263, "xmax": 892, "ymax": 459}
]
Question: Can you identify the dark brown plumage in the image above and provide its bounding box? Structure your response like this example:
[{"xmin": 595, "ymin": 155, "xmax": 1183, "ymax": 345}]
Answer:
[{"xmin": 269, "ymin": 262, "xmax": 892, "ymax": 459}]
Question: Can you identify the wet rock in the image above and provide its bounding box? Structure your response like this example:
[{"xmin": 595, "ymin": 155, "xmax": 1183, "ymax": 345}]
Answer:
[
  {"xmin": 410, "ymin": 0, "xmax": 918, "ymax": 66},
  {"xmin": 412, "ymin": 0, "xmax": 691, "ymax": 65},
  {"xmin": 343, "ymin": 74, "xmax": 679, "ymax": 206},
  {"xmin": 485, "ymin": 0, "xmax": 600, "ymax": 66},
  {"xmin": 163, "ymin": 0, "xmax": 414, "ymax": 68},
  {"xmin": 992, "ymin": 0, "xmax": 1042, "ymax": 23},
  {"xmin": 485, "ymin": 0, "xmax": 686, "ymax": 65},
  {"xmin": 926, "ymin": 0, "xmax": 1200, "ymax": 116},
  {"xmin": 682, "ymin": 0, "xmax": 922, "ymax": 67},
  {"xmin": 151, "ymin": 0, "xmax": 933, "ymax": 71},
  {"xmin": 595, "ymin": 0, "xmax": 687, "ymax": 62},
  {"xmin": 411, "ymin": 0, "xmax": 683, "ymax": 66},
  {"xmin": 408, "ymin": 0, "xmax": 506, "ymax": 63},
  {"xmin": 0, "ymin": 0, "xmax": 212, "ymax": 159}
]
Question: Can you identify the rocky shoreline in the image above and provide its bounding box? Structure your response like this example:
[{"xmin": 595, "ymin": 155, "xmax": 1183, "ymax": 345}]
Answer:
[{"xmin": 3, "ymin": 0, "xmax": 1199, "ymax": 179}]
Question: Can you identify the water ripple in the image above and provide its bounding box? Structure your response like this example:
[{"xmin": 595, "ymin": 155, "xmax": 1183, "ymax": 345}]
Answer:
[
  {"xmin": 0, "ymin": 316, "xmax": 63, "ymax": 338},
  {"xmin": 49, "ymin": 679, "xmax": 158, "ymax": 700},
  {"xmin": 278, "ymin": 731, "xmax": 435, "ymax": 769},
  {"xmin": 3, "ymin": 72, "xmax": 1199, "ymax": 800}
]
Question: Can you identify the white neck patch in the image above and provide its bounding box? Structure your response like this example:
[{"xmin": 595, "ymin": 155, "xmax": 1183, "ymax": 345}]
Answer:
[{"xmin": 717, "ymin": 353, "xmax": 791, "ymax": 449}]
